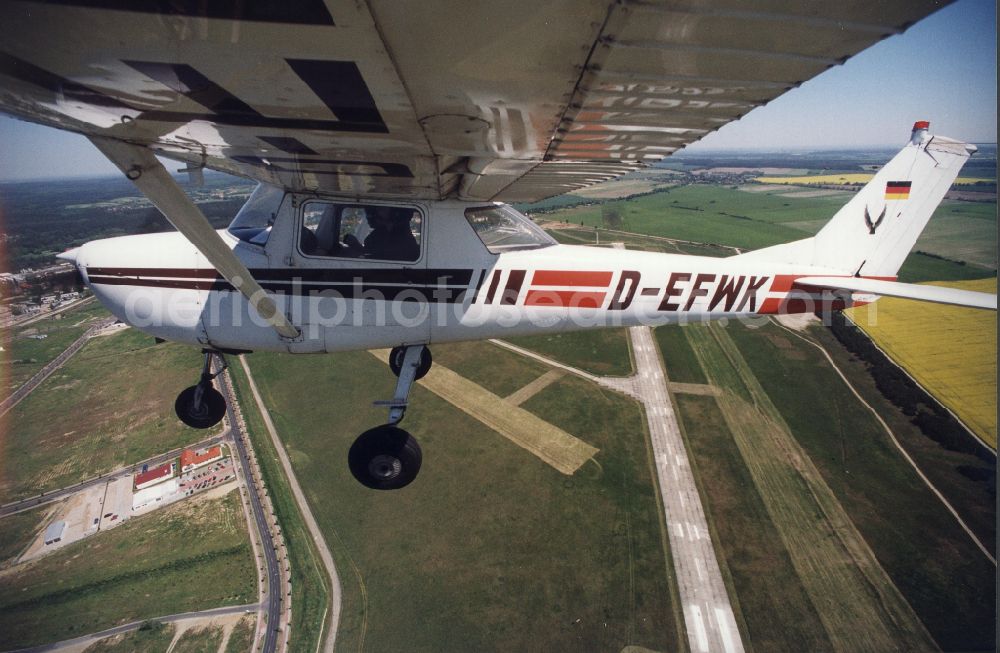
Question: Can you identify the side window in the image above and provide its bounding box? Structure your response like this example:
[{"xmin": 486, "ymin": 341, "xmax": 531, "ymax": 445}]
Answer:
[{"xmin": 300, "ymin": 203, "xmax": 422, "ymax": 262}]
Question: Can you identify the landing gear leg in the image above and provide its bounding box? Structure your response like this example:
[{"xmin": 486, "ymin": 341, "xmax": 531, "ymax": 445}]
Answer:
[
  {"xmin": 348, "ymin": 345, "xmax": 429, "ymax": 490},
  {"xmin": 175, "ymin": 350, "xmax": 228, "ymax": 429}
]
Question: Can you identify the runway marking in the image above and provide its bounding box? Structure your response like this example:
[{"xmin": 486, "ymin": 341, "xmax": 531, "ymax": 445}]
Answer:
[
  {"xmin": 674, "ymin": 522, "xmax": 685, "ymax": 538},
  {"xmin": 689, "ymin": 604, "xmax": 710, "ymax": 653},
  {"xmin": 716, "ymin": 608, "xmax": 738, "ymax": 653}
]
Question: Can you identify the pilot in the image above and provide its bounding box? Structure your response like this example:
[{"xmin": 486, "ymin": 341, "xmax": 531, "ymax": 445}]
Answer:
[{"xmin": 360, "ymin": 206, "xmax": 419, "ymax": 261}]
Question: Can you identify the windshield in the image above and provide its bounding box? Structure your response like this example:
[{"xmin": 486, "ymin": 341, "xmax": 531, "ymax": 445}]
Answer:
[
  {"xmin": 228, "ymin": 183, "xmax": 285, "ymax": 245},
  {"xmin": 464, "ymin": 205, "xmax": 556, "ymax": 253}
]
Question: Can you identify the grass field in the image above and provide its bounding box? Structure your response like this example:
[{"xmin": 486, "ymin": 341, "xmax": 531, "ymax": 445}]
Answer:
[
  {"xmin": 227, "ymin": 361, "xmax": 331, "ymax": 653},
  {"xmin": 0, "ymin": 506, "xmax": 47, "ymax": 565},
  {"xmin": 430, "ymin": 340, "xmax": 548, "ymax": 397},
  {"xmin": 844, "ymin": 278, "xmax": 997, "ymax": 448},
  {"xmin": 506, "ymin": 327, "xmax": 633, "ymax": 376},
  {"xmin": 654, "ymin": 326, "xmax": 707, "ymax": 384},
  {"xmin": 243, "ymin": 345, "xmax": 683, "ymax": 652},
  {"xmin": 82, "ymin": 623, "xmax": 176, "ymax": 652},
  {"xmin": 0, "ymin": 327, "xmax": 220, "ymax": 503},
  {"xmin": 674, "ymin": 393, "xmax": 834, "ymax": 652},
  {"xmin": 682, "ymin": 322, "xmax": 934, "ymax": 652},
  {"xmin": 0, "ymin": 491, "xmax": 255, "ymax": 650},
  {"xmin": 3, "ymin": 300, "xmax": 109, "ymax": 394},
  {"xmin": 728, "ymin": 320, "xmax": 996, "ymax": 651}
]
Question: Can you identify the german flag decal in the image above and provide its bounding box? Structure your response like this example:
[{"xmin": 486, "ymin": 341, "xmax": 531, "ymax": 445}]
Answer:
[{"xmin": 885, "ymin": 181, "xmax": 911, "ymax": 200}]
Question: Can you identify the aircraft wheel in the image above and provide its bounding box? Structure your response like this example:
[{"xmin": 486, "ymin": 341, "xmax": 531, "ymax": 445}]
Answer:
[
  {"xmin": 174, "ymin": 385, "xmax": 226, "ymax": 429},
  {"xmin": 348, "ymin": 425, "xmax": 422, "ymax": 490},
  {"xmin": 388, "ymin": 346, "xmax": 432, "ymax": 380}
]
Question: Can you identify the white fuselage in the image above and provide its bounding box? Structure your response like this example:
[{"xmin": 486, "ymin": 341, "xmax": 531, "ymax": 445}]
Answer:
[{"xmin": 70, "ymin": 199, "xmax": 863, "ymax": 354}]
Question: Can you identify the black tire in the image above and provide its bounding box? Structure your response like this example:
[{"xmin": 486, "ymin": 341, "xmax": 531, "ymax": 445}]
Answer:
[
  {"xmin": 174, "ymin": 384, "xmax": 227, "ymax": 429},
  {"xmin": 388, "ymin": 346, "xmax": 432, "ymax": 380},
  {"xmin": 348, "ymin": 426, "xmax": 422, "ymax": 490}
]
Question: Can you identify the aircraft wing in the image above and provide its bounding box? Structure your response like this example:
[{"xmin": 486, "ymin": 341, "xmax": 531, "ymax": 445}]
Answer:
[
  {"xmin": 0, "ymin": 1, "xmax": 947, "ymax": 201},
  {"xmin": 795, "ymin": 277, "xmax": 998, "ymax": 310}
]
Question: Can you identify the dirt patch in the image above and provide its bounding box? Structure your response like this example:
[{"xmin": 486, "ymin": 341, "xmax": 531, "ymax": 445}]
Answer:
[{"xmin": 370, "ymin": 350, "xmax": 597, "ymax": 474}]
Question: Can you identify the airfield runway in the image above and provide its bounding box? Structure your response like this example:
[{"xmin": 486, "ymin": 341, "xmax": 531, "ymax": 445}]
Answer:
[{"xmin": 627, "ymin": 325, "xmax": 745, "ymax": 653}]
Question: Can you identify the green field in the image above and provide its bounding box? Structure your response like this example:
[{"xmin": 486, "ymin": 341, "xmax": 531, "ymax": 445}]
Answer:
[
  {"xmin": 1, "ymin": 327, "xmax": 220, "ymax": 503},
  {"xmin": 542, "ymin": 184, "xmax": 996, "ymax": 282},
  {"xmin": 728, "ymin": 320, "xmax": 996, "ymax": 651},
  {"xmin": 430, "ymin": 340, "xmax": 548, "ymax": 397},
  {"xmin": 506, "ymin": 327, "xmax": 633, "ymax": 376},
  {"xmin": 242, "ymin": 344, "xmax": 682, "ymax": 652},
  {"xmin": 675, "ymin": 393, "xmax": 833, "ymax": 652},
  {"xmin": 0, "ymin": 491, "xmax": 255, "ymax": 650},
  {"xmin": 0, "ymin": 506, "xmax": 47, "ymax": 565},
  {"xmin": 227, "ymin": 362, "xmax": 330, "ymax": 653},
  {"xmin": 3, "ymin": 299, "xmax": 109, "ymax": 394},
  {"xmin": 654, "ymin": 326, "xmax": 707, "ymax": 384}
]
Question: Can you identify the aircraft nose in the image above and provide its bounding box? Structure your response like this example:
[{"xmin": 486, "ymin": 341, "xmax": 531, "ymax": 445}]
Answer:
[{"xmin": 57, "ymin": 247, "xmax": 80, "ymax": 264}]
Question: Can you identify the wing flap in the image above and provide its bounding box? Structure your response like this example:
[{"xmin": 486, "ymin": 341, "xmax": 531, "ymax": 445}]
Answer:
[{"xmin": 795, "ymin": 277, "xmax": 998, "ymax": 311}]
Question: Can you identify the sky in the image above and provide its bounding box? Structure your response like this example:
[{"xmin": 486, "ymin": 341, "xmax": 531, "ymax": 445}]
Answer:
[{"xmin": 0, "ymin": 0, "xmax": 995, "ymax": 181}]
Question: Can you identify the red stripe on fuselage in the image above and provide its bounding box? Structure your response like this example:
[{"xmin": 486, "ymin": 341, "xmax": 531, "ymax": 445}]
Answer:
[
  {"xmin": 524, "ymin": 290, "xmax": 607, "ymax": 308},
  {"xmin": 531, "ymin": 270, "xmax": 613, "ymax": 287}
]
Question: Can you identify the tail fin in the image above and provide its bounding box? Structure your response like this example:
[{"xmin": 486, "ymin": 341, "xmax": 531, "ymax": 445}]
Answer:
[{"xmin": 735, "ymin": 122, "xmax": 977, "ymax": 277}]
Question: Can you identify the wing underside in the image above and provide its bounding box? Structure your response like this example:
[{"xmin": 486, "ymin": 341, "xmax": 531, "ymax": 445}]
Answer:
[{"xmin": 0, "ymin": 0, "xmax": 946, "ymax": 201}]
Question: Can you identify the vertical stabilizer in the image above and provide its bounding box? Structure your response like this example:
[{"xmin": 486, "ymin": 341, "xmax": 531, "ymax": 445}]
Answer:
[{"xmin": 734, "ymin": 122, "xmax": 976, "ymax": 277}]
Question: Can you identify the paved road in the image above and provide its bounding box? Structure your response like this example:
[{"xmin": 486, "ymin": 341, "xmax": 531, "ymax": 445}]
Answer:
[
  {"xmin": 627, "ymin": 325, "xmax": 744, "ymax": 653},
  {"xmin": 0, "ymin": 317, "xmax": 115, "ymax": 419},
  {"xmin": 9, "ymin": 603, "xmax": 260, "ymax": 653},
  {"xmin": 0, "ymin": 433, "xmax": 227, "ymax": 517},
  {"xmin": 217, "ymin": 367, "xmax": 282, "ymax": 653},
  {"xmin": 239, "ymin": 356, "xmax": 343, "ymax": 653}
]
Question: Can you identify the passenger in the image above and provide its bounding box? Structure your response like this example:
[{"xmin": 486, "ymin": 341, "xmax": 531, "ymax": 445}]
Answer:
[{"xmin": 362, "ymin": 207, "xmax": 419, "ymax": 261}]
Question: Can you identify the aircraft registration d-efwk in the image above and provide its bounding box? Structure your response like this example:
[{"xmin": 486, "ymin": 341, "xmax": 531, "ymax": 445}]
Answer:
[{"xmin": 1, "ymin": 1, "xmax": 994, "ymax": 489}]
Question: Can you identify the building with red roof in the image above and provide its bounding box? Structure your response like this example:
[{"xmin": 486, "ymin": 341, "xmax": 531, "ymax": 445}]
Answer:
[
  {"xmin": 134, "ymin": 462, "xmax": 174, "ymax": 490},
  {"xmin": 180, "ymin": 445, "xmax": 223, "ymax": 472}
]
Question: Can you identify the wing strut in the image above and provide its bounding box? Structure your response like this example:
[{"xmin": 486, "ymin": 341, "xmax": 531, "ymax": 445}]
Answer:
[{"xmin": 89, "ymin": 136, "xmax": 301, "ymax": 340}]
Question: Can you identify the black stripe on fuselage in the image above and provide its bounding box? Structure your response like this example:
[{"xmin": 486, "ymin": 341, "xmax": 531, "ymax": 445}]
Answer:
[{"xmin": 87, "ymin": 267, "xmax": 479, "ymax": 303}]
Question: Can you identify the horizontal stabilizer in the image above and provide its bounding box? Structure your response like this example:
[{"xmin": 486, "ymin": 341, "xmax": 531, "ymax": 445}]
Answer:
[{"xmin": 795, "ymin": 277, "xmax": 997, "ymax": 310}]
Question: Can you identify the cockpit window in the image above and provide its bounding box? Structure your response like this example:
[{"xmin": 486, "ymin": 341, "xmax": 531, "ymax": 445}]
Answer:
[
  {"xmin": 227, "ymin": 183, "xmax": 285, "ymax": 245},
  {"xmin": 299, "ymin": 202, "xmax": 422, "ymax": 262},
  {"xmin": 464, "ymin": 205, "xmax": 556, "ymax": 253}
]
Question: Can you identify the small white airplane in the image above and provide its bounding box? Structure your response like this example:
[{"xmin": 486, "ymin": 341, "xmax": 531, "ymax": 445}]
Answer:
[{"xmin": 1, "ymin": 1, "xmax": 994, "ymax": 489}]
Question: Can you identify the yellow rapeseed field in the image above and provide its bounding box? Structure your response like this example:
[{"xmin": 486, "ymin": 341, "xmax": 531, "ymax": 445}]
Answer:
[
  {"xmin": 844, "ymin": 278, "xmax": 997, "ymax": 448},
  {"xmin": 755, "ymin": 174, "xmax": 992, "ymax": 186}
]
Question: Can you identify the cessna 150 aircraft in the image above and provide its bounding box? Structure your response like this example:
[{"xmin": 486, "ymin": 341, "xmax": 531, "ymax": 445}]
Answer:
[{"xmin": 1, "ymin": 1, "xmax": 995, "ymax": 489}]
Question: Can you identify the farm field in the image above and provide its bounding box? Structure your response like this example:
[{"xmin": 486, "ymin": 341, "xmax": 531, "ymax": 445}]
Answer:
[
  {"xmin": 0, "ymin": 326, "xmax": 220, "ymax": 503},
  {"xmin": 0, "ymin": 491, "xmax": 255, "ymax": 650},
  {"xmin": 844, "ymin": 278, "xmax": 998, "ymax": 448},
  {"xmin": 241, "ymin": 343, "xmax": 683, "ymax": 653}
]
